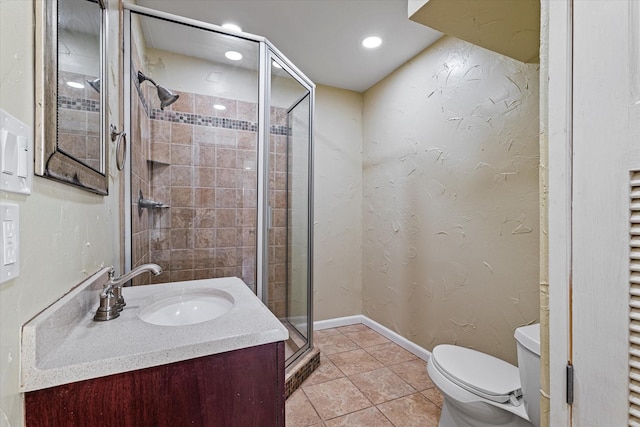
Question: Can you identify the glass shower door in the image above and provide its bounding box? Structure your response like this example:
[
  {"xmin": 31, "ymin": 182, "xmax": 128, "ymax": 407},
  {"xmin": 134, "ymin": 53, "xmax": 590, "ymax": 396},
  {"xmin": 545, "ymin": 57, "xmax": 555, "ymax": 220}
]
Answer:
[
  {"xmin": 126, "ymin": 11, "xmax": 260, "ymax": 289},
  {"xmin": 268, "ymin": 54, "xmax": 313, "ymax": 365},
  {"xmin": 286, "ymin": 94, "xmax": 311, "ymax": 340},
  {"xmin": 124, "ymin": 6, "xmax": 315, "ymax": 370}
]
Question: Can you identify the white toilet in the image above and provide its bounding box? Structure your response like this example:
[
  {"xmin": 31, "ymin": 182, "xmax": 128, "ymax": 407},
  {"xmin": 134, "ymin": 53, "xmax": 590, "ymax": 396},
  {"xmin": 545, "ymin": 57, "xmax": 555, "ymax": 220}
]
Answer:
[{"xmin": 427, "ymin": 324, "xmax": 540, "ymax": 427}]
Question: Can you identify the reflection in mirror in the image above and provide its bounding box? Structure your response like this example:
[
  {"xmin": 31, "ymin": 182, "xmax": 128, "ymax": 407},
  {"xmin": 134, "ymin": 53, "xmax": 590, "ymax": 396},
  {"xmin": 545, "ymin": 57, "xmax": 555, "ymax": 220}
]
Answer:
[
  {"xmin": 57, "ymin": 0, "xmax": 102, "ymax": 172},
  {"xmin": 34, "ymin": 0, "xmax": 109, "ymax": 195}
]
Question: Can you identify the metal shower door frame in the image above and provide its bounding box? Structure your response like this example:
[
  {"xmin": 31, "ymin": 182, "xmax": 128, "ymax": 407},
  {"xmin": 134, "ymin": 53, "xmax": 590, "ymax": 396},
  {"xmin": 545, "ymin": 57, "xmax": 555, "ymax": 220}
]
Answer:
[{"xmin": 121, "ymin": 5, "xmax": 315, "ymax": 361}]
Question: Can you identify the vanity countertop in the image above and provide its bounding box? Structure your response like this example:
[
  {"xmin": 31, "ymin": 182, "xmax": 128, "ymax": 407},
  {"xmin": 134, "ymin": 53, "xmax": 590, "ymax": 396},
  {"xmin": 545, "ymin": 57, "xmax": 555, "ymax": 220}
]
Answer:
[{"xmin": 21, "ymin": 269, "xmax": 288, "ymax": 392}]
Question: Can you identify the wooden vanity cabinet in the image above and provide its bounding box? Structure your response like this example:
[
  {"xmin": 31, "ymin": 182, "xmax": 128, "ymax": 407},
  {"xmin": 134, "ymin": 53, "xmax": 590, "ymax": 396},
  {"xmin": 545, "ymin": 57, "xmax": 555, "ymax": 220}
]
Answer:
[{"xmin": 25, "ymin": 342, "xmax": 285, "ymax": 427}]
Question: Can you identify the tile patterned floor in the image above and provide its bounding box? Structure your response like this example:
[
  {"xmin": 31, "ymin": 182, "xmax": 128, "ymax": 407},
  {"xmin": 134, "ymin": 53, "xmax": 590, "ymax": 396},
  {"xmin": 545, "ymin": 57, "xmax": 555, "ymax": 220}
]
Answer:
[{"xmin": 285, "ymin": 324, "xmax": 444, "ymax": 427}]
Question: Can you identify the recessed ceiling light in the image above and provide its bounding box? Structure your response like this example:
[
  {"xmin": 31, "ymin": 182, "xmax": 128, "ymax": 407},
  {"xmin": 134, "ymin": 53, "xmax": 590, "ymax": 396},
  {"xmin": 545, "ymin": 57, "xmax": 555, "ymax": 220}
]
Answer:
[
  {"xmin": 225, "ymin": 51, "xmax": 243, "ymax": 61},
  {"xmin": 66, "ymin": 81, "xmax": 85, "ymax": 89},
  {"xmin": 362, "ymin": 36, "xmax": 382, "ymax": 49},
  {"xmin": 222, "ymin": 23, "xmax": 242, "ymax": 32},
  {"xmin": 213, "ymin": 104, "xmax": 227, "ymax": 111},
  {"xmin": 272, "ymin": 61, "xmax": 283, "ymax": 69}
]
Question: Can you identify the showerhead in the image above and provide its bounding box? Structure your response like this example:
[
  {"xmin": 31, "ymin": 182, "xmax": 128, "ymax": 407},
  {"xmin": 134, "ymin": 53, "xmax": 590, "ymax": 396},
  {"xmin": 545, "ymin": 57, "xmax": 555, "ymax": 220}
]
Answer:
[
  {"xmin": 137, "ymin": 71, "xmax": 180, "ymax": 110},
  {"xmin": 86, "ymin": 78, "xmax": 101, "ymax": 93},
  {"xmin": 156, "ymin": 86, "xmax": 180, "ymax": 110}
]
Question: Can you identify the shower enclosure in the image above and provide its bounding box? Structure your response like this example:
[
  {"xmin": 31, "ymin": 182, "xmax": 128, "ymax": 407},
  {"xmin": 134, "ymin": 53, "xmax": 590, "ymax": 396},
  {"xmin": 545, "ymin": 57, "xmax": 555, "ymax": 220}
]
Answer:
[{"xmin": 123, "ymin": 4, "xmax": 314, "ymax": 368}]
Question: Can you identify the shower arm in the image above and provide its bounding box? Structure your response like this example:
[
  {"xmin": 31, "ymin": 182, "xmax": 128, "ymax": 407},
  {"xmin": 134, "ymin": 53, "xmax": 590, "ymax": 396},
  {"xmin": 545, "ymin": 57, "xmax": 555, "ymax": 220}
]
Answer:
[{"xmin": 138, "ymin": 70, "xmax": 160, "ymax": 87}]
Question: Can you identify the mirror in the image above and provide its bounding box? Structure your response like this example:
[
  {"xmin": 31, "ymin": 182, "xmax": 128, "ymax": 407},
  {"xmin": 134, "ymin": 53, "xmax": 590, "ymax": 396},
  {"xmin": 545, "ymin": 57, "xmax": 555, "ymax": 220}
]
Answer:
[{"xmin": 35, "ymin": 0, "xmax": 109, "ymax": 195}]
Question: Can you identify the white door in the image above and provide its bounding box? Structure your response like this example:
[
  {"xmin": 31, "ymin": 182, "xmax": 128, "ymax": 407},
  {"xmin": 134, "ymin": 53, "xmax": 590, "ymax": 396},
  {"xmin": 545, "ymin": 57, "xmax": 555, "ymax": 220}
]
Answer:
[{"xmin": 568, "ymin": 1, "xmax": 638, "ymax": 425}]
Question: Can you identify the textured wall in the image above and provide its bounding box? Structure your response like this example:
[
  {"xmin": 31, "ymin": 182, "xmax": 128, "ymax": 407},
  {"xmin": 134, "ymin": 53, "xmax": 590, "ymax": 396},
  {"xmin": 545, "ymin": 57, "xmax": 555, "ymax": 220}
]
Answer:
[
  {"xmin": 313, "ymin": 85, "xmax": 364, "ymax": 321},
  {"xmin": 0, "ymin": 1, "xmax": 121, "ymax": 425},
  {"xmin": 362, "ymin": 36, "xmax": 540, "ymax": 364}
]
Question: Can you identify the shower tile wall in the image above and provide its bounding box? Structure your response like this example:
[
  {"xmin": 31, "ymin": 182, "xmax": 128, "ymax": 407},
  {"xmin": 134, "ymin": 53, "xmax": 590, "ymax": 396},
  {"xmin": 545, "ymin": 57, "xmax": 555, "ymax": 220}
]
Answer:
[
  {"xmin": 130, "ymin": 41, "xmax": 151, "ymax": 285},
  {"xmin": 269, "ymin": 128, "xmax": 289, "ymax": 318},
  {"xmin": 145, "ymin": 97, "xmax": 260, "ymax": 289},
  {"xmin": 130, "ymin": 62, "xmax": 288, "ymax": 317}
]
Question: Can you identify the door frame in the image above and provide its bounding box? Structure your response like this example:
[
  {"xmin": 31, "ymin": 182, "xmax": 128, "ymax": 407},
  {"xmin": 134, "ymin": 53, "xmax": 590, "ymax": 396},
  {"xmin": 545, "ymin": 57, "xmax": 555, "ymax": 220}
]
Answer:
[{"xmin": 547, "ymin": 0, "xmax": 572, "ymax": 425}]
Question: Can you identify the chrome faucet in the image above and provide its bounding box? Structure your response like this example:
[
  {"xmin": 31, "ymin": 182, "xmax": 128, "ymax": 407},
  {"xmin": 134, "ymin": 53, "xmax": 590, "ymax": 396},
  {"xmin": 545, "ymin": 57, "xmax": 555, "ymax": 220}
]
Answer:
[{"xmin": 94, "ymin": 264, "xmax": 162, "ymax": 321}]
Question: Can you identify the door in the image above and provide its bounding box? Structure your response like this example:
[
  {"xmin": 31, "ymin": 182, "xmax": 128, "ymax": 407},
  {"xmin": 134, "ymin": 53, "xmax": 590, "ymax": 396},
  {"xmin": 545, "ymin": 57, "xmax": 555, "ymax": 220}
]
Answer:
[
  {"xmin": 267, "ymin": 53, "xmax": 313, "ymax": 364},
  {"xmin": 566, "ymin": 1, "xmax": 637, "ymax": 424},
  {"xmin": 266, "ymin": 53, "xmax": 313, "ymax": 365},
  {"xmin": 285, "ymin": 93, "xmax": 311, "ymax": 340}
]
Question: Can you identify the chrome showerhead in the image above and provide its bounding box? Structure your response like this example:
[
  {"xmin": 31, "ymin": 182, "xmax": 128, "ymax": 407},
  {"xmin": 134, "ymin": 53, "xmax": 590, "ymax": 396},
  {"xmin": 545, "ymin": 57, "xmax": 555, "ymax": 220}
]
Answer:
[
  {"xmin": 137, "ymin": 71, "xmax": 180, "ymax": 110},
  {"xmin": 156, "ymin": 85, "xmax": 180, "ymax": 110},
  {"xmin": 86, "ymin": 78, "xmax": 101, "ymax": 93}
]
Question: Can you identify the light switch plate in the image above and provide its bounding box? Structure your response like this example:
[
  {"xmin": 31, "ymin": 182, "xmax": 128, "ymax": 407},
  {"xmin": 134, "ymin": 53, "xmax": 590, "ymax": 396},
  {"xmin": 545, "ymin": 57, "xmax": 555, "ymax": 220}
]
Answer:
[
  {"xmin": 0, "ymin": 109, "xmax": 32, "ymax": 195},
  {"xmin": 0, "ymin": 202, "xmax": 19, "ymax": 284}
]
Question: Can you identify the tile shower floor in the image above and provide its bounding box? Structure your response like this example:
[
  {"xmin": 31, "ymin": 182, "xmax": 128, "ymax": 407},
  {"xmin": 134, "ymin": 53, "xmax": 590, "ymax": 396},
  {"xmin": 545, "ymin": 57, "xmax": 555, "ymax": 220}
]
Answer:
[{"xmin": 285, "ymin": 324, "xmax": 443, "ymax": 427}]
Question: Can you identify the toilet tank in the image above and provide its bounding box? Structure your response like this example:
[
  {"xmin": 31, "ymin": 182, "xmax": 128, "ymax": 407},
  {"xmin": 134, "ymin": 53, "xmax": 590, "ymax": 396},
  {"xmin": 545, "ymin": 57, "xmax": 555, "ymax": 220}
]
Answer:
[{"xmin": 515, "ymin": 324, "xmax": 540, "ymax": 427}]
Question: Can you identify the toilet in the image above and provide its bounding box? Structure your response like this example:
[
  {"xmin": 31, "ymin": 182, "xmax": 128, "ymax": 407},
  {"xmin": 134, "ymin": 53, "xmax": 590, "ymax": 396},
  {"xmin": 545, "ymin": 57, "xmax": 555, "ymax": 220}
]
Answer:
[{"xmin": 427, "ymin": 324, "xmax": 540, "ymax": 427}]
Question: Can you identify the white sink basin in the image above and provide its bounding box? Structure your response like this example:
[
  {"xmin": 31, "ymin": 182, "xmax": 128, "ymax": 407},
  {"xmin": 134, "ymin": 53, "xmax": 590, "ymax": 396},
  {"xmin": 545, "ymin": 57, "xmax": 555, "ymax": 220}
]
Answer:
[{"xmin": 138, "ymin": 289, "xmax": 234, "ymax": 326}]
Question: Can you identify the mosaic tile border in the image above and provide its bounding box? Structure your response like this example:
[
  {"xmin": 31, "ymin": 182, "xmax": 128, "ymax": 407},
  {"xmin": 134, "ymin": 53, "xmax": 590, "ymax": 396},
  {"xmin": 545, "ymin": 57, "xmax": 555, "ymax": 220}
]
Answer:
[
  {"xmin": 285, "ymin": 346, "xmax": 320, "ymax": 399},
  {"xmin": 150, "ymin": 109, "xmax": 259, "ymax": 131},
  {"xmin": 57, "ymin": 95, "xmax": 100, "ymax": 113},
  {"xmin": 148, "ymin": 107, "xmax": 291, "ymax": 136}
]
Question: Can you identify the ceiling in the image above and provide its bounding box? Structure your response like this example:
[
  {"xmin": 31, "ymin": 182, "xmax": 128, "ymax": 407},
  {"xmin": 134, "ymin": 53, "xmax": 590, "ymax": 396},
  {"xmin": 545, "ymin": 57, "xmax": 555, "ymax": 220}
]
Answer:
[
  {"xmin": 59, "ymin": 0, "xmax": 101, "ymax": 35},
  {"xmin": 135, "ymin": 0, "xmax": 443, "ymax": 92}
]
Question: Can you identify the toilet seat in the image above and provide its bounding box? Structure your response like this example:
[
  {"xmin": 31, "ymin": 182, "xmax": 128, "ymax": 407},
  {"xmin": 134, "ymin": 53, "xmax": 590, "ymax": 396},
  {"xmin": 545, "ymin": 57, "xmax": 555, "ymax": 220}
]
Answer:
[{"xmin": 431, "ymin": 345, "xmax": 523, "ymax": 405}]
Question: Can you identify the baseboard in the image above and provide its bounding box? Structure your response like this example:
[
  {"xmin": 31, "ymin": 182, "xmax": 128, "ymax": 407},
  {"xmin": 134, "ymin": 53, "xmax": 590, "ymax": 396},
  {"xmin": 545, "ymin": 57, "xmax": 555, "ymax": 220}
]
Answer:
[
  {"xmin": 313, "ymin": 315, "xmax": 363, "ymax": 330},
  {"xmin": 314, "ymin": 315, "xmax": 431, "ymax": 362}
]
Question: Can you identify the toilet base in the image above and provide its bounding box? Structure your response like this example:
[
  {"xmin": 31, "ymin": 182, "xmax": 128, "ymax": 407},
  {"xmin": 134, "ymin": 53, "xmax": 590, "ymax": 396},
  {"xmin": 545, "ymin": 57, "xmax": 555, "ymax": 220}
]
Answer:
[
  {"xmin": 438, "ymin": 403, "xmax": 459, "ymax": 427},
  {"xmin": 438, "ymin": 397, "xmax": 533, "ymax": 427}
]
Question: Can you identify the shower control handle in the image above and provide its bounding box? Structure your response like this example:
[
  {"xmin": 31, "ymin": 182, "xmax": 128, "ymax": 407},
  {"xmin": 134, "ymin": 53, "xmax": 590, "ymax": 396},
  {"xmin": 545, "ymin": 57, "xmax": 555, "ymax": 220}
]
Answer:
[{"xmin": 138, "ymin": 190, "xmax": 169, "ymax": 216}]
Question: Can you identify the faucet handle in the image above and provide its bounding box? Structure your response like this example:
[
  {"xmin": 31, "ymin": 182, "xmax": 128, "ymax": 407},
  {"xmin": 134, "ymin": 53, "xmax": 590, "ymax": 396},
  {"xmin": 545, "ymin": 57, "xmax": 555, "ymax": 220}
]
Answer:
[
  {"xmin": 93, "ymin": 289, "xmax": 120, "ymax": 321},
  {"xmin": 112, "ymin": 286, "xmax": 126, "ymax": 312}
]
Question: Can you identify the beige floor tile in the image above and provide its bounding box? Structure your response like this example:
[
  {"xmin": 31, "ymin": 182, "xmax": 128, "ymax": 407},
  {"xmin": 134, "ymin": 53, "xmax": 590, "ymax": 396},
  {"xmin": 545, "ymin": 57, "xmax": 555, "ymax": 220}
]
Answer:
[
  {"xmin": 335, "ymin": 324, "xmax": 370, "ymax": 334},
  {"xmin": 388, "ymin": 359, "xmax": 434, "ymax": 391},
  {"xmin": 349, "ymin": 367, "xmax": 416, "ymax": 404},
  {"xmin": 327, "ymin": 349, "xmax": 384, "ymax": 376},
  {"xmin": 303, "ymin": 377, "xmax": 373, "ymax": 420},
  {"xmin": 377, "ymin": 393, "xmax": 441, "ymax": 427},
  {"xmin": 364, "ymin": 342, "xmax": 417, "ymax": 366},
  {"xmin": 315, "ymin": 333, "xmax": 359, "ymax": 355},
  {"xmin": 285, "ymin": 389, "xmax": 322, "ymax": 427},
  {"xmin": 314, "ymin": 328, "xmax": 342, "ymax": 339},
  {"xmin": 422, "ymin": 387, "xmax": 444, "ymax": 408},
  {"xmin": 302, "ymin": 355, "xmax": 345, "ymax": 387},
  {"xmin": 344, "ymin": 329, "xmax": 390, "ymax": 348},
  {"xmin": 324, "ymin": 407, "xmax": 394, "ymax": 427}
]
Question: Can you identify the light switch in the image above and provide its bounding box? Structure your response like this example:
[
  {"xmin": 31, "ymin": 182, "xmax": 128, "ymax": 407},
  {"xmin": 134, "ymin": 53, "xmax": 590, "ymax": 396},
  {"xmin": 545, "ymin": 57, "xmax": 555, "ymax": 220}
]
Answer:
[
  {"xmin": 0, "ymin": 202, "xmax": 19, "ymax": 283},
  {"xmin": 0, "ymin": 109, "xmax": 32, "ymax": 195},
  {"xmin": 1, "ymin": 129, "xmax": 17, "ymax": 175}
]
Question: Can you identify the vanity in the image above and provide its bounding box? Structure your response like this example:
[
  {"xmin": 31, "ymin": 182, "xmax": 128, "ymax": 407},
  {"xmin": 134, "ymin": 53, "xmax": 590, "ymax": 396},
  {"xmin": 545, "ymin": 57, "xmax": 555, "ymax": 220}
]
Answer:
[{"xmin": 21, "ymin": 269, "xmax": 288, "ymax": 426}]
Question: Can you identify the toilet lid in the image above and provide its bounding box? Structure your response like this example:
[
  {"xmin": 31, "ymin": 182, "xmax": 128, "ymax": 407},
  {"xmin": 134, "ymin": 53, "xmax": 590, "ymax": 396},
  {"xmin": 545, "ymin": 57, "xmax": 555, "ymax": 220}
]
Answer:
[{"xmin": 431, "ymin": 344, "xmax": 522, "ymax": 404}]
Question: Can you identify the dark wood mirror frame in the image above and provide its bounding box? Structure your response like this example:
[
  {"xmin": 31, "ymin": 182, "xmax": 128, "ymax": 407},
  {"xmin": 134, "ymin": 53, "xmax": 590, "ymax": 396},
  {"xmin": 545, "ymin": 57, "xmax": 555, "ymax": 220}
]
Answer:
[{"xmin": 34, "ymin": 0, "xmax": 109, "ymax": 195}]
